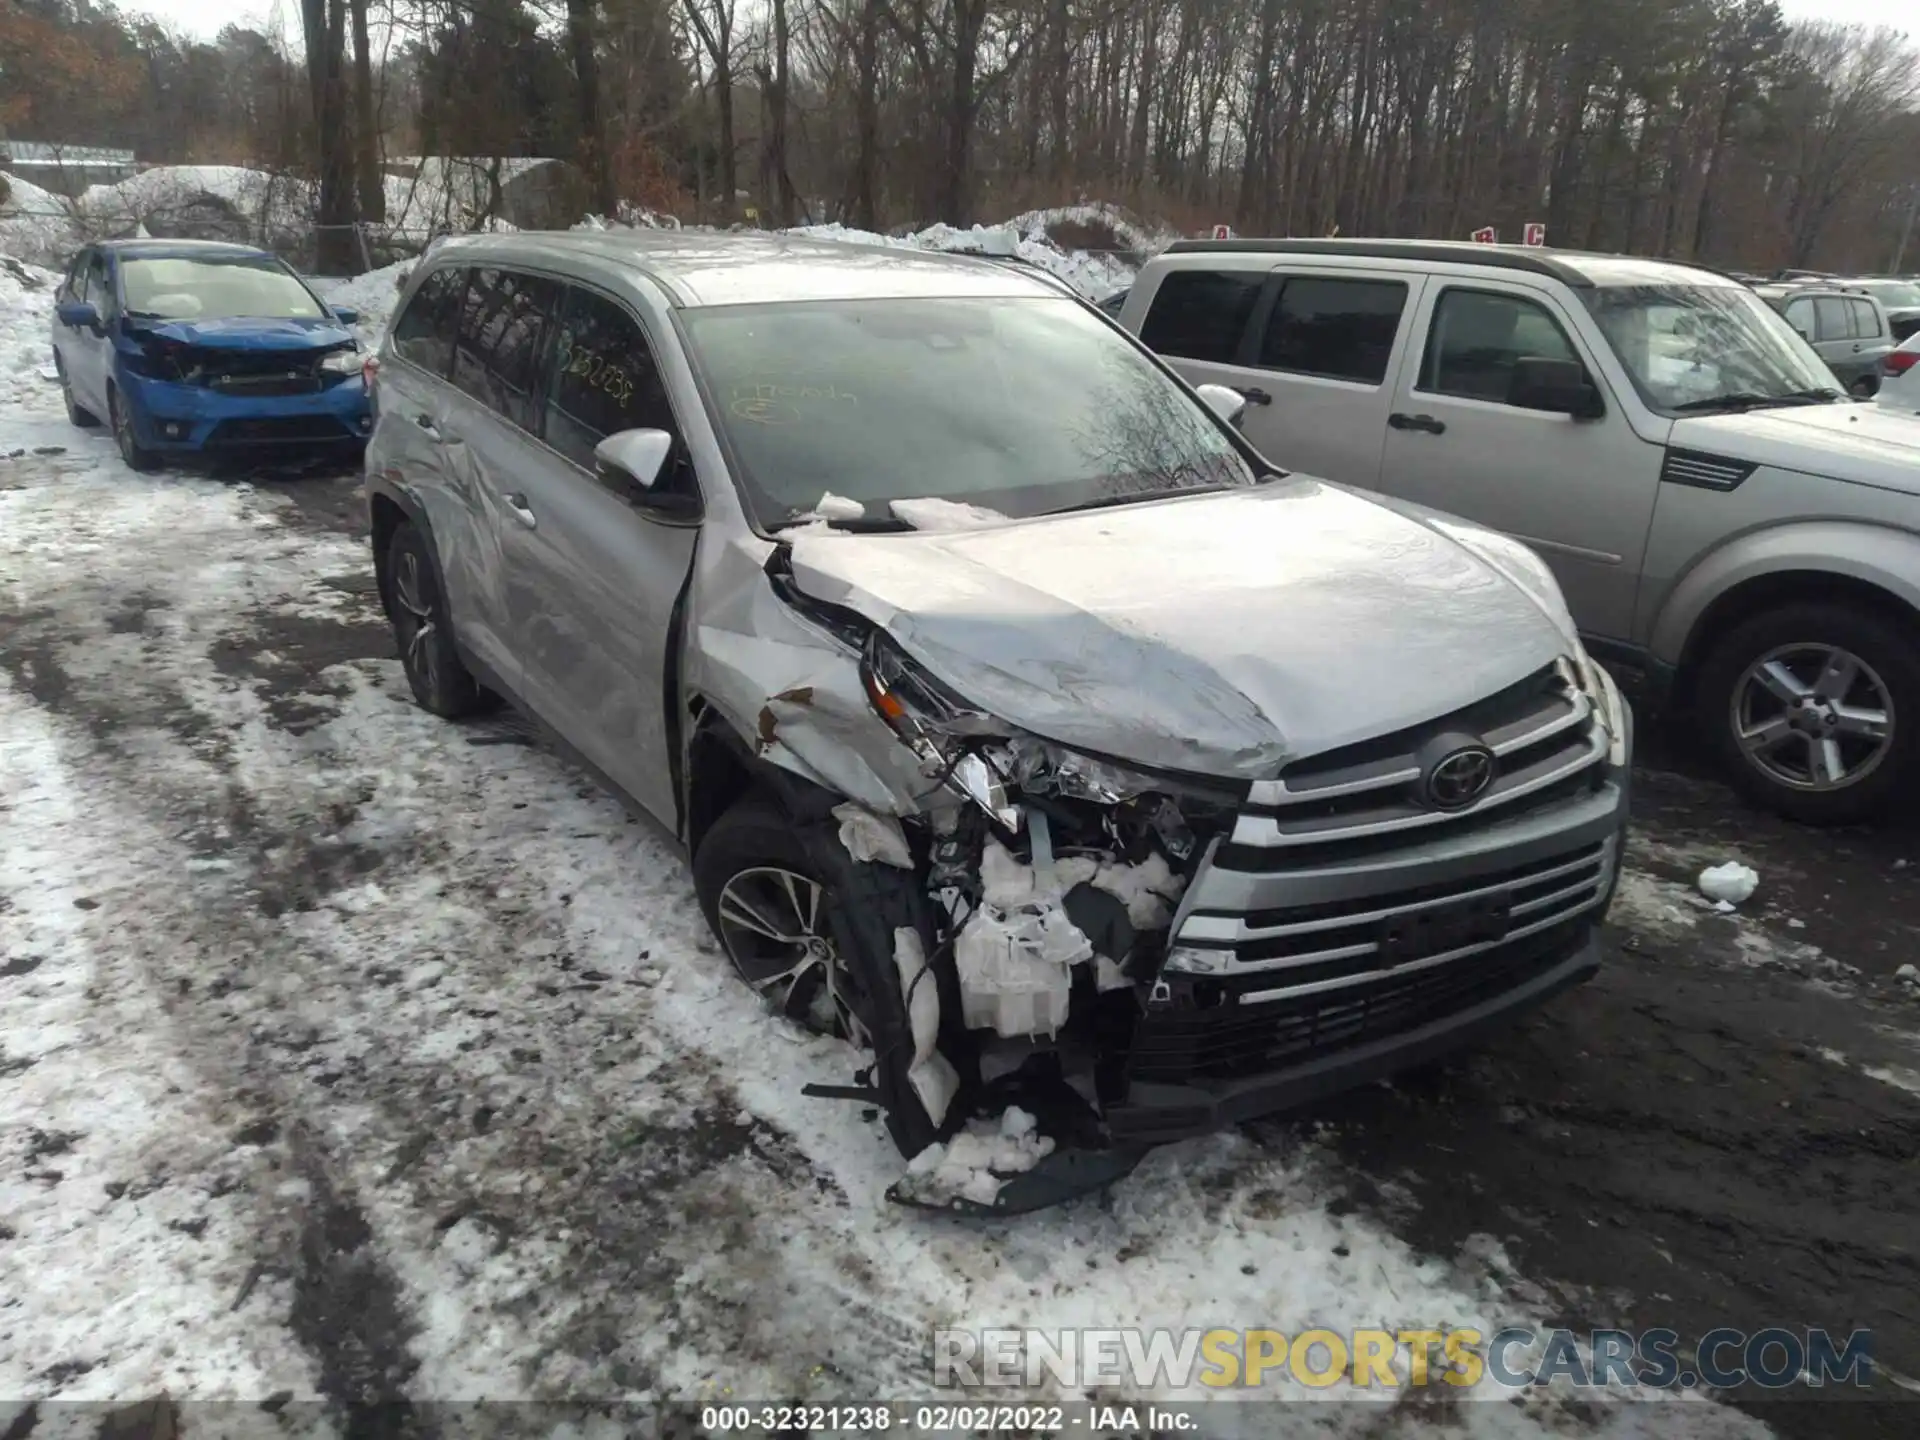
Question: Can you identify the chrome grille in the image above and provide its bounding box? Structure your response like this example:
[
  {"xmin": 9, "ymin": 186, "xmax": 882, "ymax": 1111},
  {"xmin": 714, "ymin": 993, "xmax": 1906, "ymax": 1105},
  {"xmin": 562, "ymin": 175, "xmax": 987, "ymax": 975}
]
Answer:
[
  {"xmin": 1157, "ymin": 655, "xmax": 1621, "ymax": 1031},
  {"xmin": 1228, "ymin": 661, "xmax": 1605, "ymax": 852}
]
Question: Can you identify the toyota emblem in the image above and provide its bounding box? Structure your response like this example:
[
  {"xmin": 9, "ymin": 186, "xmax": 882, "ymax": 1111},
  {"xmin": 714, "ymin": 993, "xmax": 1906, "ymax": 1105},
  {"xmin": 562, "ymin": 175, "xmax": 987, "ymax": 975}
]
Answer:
[{"xmin": 1420, "ymin": 743, "xmax": 1495, "ymax": 811}]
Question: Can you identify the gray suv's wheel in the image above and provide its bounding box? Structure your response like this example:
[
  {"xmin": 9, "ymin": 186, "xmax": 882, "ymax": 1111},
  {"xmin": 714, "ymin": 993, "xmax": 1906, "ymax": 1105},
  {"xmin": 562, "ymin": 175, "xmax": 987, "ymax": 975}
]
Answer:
[
  {"xmin": 692, "ymin": 795, "xmax": 950, "ymax": 1157},
  {"xmin": 383, "ymin": 521, "xmax": 490, "ymax": 718},
  {"xmin": 1698, "ymin": 601, "xmax": 1918, "ymax": 825}
]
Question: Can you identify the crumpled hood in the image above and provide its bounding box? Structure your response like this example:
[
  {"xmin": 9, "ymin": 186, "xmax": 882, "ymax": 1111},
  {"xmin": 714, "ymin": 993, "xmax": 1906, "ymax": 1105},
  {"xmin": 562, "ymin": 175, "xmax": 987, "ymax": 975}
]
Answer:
[
  {"xmin": 1673, "ymin": 404, "xmax": 1920, "ymax": 495},
  {"xmin": 785, "ymin": 480, "xmax": 1571, "ymax": 779},
  {"xmin": 125, "ymin": 315, "xmax": 353, "ymax": 351}
]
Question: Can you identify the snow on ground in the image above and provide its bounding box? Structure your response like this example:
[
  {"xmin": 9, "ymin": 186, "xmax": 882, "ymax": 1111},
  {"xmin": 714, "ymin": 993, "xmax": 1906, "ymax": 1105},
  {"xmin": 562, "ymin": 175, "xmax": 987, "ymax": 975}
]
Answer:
[{"xmin": 0, "ymin": 255, "xmax": 60, "ymax": 419}]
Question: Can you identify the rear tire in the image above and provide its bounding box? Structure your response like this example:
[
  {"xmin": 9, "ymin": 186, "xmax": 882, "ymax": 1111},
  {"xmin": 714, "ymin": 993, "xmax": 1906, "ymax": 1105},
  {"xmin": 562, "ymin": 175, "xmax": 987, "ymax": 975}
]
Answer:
[
  {"xmin": 693, "ymin": 795, "xmax": 948, "ymax": 1158},
  {"xmin": 1848, "ymin": 376, "xmax": 1879, "ymax": 399},
  {"xmin": 108, "ymin": 385, "xmax": 158, "ymax": 472},
  {"xmin": 383, "ymin": 521, "xmax": 488, "ymax": 718},
  {"xmin": 1696, "ymin": 600, "xmax": 1919, "ymax": 825}
]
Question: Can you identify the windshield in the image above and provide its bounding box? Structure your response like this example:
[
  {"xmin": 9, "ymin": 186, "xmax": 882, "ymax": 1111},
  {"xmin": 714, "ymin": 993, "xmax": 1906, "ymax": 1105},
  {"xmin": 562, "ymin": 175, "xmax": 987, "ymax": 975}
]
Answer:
[
  {"xmin": 1579, "ymin": 284, "xmax": 1839, "ymax": 413},
  {"xmin": 1860, "ymin": 280, "xmax": 1920, "ymax": 310},
  {"xmin": 120, "ymin": 256, "xmax": 326, "ymax": 321},
  {"xmin": 679, "ymin": 296, "xmax": 1258, "ymax": 529}
]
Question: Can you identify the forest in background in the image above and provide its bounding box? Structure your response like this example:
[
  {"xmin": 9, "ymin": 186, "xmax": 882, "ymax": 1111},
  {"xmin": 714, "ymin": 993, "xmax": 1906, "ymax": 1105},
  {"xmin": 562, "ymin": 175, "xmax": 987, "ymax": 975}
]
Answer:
[{"xmin": 1, "ymin": 0, "xmax": 1916, "ymax": 274}]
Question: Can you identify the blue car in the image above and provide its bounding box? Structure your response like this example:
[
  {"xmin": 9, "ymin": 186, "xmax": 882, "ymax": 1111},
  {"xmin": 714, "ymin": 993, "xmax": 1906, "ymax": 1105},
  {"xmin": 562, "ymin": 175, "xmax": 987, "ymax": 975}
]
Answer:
[{"xmin": 50, "ymin": 238, "xmax": 372, "ymax": 471}]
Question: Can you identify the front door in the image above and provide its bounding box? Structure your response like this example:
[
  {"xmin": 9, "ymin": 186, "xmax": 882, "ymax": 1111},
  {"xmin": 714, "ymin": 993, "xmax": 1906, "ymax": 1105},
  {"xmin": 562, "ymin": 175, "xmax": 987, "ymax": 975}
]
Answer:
[
  {"xmin": 501, "ymin": 282, "xmax": 700, "ymax": 827},
  {"xmin": 1374, "ymin": 280, "xmax": 1663, "ymax": 642},
  {"xmin": 59, "ymin": 249, "xmax": 113, "ymax": 415}
]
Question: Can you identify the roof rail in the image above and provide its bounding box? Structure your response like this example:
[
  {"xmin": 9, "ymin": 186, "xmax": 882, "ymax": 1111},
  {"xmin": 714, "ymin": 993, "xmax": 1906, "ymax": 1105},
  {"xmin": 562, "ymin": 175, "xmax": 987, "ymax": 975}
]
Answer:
[{"xmin": 1159, "ymin": 237, "xmax": 1603, "ymax": 287}]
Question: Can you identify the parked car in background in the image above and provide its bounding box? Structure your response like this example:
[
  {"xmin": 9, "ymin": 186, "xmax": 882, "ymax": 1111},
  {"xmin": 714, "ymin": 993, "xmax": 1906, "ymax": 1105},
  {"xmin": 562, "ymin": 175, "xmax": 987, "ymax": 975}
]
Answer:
[
  {"xmin": 362, "ymin": 232, "xmax": 1631, "ymax": 1207},
  {"xmin": 1120, "ymin": 238, "xmax": 1920, "ymax": 823},
  {"xmin": 49, "ymin": 238, "xmax": 371, "ymax": 471},
  {"xmin": 1753, "ymin": 281, "xmax": 1894, "ymax": 396},
  {"xmin": 1851, "ymin": 278, "xmax": 1920, "ymax": 345},
  {"xmin": 1879, "ymin": 332, "xmax": 1920, "ymax": 415}
]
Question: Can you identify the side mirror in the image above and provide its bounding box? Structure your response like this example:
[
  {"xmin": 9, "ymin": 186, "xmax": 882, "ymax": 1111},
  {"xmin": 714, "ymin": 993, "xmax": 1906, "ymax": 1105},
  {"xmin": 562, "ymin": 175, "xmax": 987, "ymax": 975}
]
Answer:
[
  {"xmin": 593, "ymin": 428, "xmax": 697, "ymax": 517},
  {"xmin": 1194, "ymin": 382, "xmax": 1249, "ymax": 428},
  {"xmin": 58, "ymin": 300, "xmax": 101, "ymax": 330},
  {"xmin": 1508, "ymin": 357, "xmax": 1604, "ymax": 419},
  {"xmin": 330, "ymin": 305, "xmax": 361, "ymax": 326}
]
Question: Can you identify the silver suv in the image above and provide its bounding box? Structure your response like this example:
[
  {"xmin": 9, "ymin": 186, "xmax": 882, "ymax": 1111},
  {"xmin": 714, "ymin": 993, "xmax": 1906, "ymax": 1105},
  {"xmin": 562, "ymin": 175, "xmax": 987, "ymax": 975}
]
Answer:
[
  {"xmin": 1752, "ymin": 280, "xmax": 1895, "ymax": 396},
  {"xmin": 1122, "ymin": 239, "xmax": 1920, "ymax": 824},
  {"xmin": 364, "ymin": 232, "xmax": 1630, "ymax": 1210}
]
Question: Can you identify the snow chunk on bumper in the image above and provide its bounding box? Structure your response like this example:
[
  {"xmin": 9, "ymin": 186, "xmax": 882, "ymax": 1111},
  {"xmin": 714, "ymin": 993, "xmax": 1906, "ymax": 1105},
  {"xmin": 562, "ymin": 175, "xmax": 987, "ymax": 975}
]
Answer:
[
  {"xmin": 835, "ymin": 803, "xmax": 912, "ymax": 868},
  {"xmin": 896, "ymin": 1106, "xmax": 1056, "ymax": 1209}
]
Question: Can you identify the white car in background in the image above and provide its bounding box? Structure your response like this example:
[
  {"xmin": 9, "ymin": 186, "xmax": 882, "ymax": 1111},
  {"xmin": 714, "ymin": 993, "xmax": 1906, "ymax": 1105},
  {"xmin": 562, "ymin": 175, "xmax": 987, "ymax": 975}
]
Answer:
[{"xmin": 1879, "ymin": 332, "xmax": 1920, "ymax": 416}]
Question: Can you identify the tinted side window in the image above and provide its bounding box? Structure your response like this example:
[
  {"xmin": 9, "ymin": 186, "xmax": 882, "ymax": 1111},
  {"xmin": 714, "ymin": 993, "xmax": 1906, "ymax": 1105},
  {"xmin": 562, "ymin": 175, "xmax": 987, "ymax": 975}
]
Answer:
[
  {"xmin": 391, "ymin": 266, "xmax": 468, "ymax": 375},
  {"xmin": 1784, "ymin": 297, "xmax": 1816, "ymax": 336},
  {"xmin": 1814, "ymin": 297, "xmax": 1851, "ymax": 342},
  {"xmin": 1139, "ymin": 269, "xmax": 1263, "ymax": 363},
  {"xmin": 1257, "ymin": 277, "xmax": 1407, "ymax": 383},
  {"xmin": 1848, "ymin": 298, "xmax": 1882, "ymax": 339},
  {"xmin": 448, "ymin": 269, "xmax": 563, "ymax": 428},
  {"xmin": 542, "ymin": 287, "xmax": 680, "ymax": 473},
  {"xmin": 1418, "ymin": 289, "xmax": 1580, "ymax": 404}
]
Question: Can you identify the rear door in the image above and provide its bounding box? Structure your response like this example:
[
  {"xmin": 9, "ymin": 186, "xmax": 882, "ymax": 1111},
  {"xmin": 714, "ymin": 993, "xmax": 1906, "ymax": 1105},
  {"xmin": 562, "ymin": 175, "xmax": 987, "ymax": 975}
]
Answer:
[
  {"xmin": 1137, "ymin": 264, "xmax": 1421, "ymax": 487},
  {"xmin": 373, "ymin": 264, "xmax": 520, "ymax": 685},
  {"xmin": 1846, "ymin": 298, "xmax": 1893, "ymax": 384},
  {"xmin": 500, "ymin": 282, "xmax": 700, "ymax": 826},
  {"xmin": 1374, "ymin": 279, "xmax": 1661, "ymax": 642}
]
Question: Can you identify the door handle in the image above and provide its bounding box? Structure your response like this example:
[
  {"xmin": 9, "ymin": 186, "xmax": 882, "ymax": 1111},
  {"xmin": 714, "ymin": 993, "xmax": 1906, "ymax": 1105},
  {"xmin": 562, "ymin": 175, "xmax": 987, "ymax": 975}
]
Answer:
[
  {"xmin": 414, "ymin": 413, "xmax": 442, "ymax": 441},
  {"xmin": 504, "ymin": 492, "xmax": 537, "ymax": 529},
  {"xmin": 1235, "ymin": 386, "xmax": 1273, "ymax": 406},
  {"xmin": 1389, "ymin": 412, "xmax": 1447, "ymax": 435}
]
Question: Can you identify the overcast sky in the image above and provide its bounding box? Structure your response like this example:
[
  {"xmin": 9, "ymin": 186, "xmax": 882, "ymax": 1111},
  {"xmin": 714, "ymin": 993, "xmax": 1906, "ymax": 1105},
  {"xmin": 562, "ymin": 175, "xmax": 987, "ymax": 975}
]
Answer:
[{"xmin": 119, "ymin": 0, "xmax": 1917, "ymax": 44}]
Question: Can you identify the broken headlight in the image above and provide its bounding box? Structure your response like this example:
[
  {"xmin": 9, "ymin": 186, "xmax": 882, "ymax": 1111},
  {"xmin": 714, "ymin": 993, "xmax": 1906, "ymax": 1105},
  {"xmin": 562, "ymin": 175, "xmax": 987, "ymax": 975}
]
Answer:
[{"xmin": 861, "ymin": 633, "xmax": 1019, "ymax": 827}]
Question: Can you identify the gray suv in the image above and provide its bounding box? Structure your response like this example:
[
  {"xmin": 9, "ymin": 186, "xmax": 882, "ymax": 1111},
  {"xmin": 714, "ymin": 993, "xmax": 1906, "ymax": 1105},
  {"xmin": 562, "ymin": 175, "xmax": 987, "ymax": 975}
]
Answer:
[
  {"xmin": 1122, "ymin": 240, "xmax": 1920, "ymax": 825},
  {"xmin": 364, "ymin": 232, "xmax": 1630, "ymax": 1210}
]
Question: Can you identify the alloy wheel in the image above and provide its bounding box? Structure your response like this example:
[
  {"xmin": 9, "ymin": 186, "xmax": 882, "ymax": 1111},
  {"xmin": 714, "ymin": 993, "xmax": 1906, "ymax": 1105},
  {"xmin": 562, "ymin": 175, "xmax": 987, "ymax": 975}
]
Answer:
[
  {"xmin": 715, "ymin": 865, "xmax": 869, "ymax": 1046},
  {"xmin": 1731, "ymin": 643, "xmax": 1894, "ymax": 791},
  {"xmin": 393, "ymin": 549, "xmax": 441, "ymax": 693}
]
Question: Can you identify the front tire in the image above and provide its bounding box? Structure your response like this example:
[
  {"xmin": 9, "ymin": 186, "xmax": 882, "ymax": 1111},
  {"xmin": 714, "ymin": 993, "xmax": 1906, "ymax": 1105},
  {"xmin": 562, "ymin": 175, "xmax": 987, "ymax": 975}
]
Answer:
[
  {"xmin": 383, "ymin": 521, "xmax": 488, "ymax": 717},
  {"xmin": 693, "ymin": 796, "xmax": 948, "ymax": 1157},
  {"xmin": 1697, "ymin": 601, "xmax": 1918, "ymax": 825},
  {"xmin": 108, "ymin": 385, "xmax": 158, "ymax": 472}
]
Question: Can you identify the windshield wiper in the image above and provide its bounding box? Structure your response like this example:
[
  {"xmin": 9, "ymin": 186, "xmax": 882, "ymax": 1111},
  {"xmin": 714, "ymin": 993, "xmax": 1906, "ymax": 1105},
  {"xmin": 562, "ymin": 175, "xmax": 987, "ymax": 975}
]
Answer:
[
  {"xmin": 768, "ymin": 514, "xmax": 914, "ymax": 534},
  {"xmin": 1671, "ymin": 388, "xmax": 1844, "ymax": 414}
]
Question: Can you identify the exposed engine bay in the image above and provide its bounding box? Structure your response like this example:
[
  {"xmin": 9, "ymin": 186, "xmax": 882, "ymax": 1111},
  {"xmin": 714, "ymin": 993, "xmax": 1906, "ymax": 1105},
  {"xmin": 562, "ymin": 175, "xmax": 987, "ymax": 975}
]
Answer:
[{"xmin": 826, "ymin": 618, "xmax": 1243, "ymax": 1213}]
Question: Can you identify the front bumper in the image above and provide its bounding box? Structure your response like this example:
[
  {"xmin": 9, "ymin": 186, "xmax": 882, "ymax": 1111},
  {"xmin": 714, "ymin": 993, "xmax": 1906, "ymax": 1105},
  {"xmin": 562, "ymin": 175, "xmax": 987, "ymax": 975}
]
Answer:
[
  {"xmin": 1106, "ymin": 924, "xmax": 1600, "ymax": 1145},
  {"xmin": 117, "ymin": 368, "xmax": 372, "ymax": 451}
]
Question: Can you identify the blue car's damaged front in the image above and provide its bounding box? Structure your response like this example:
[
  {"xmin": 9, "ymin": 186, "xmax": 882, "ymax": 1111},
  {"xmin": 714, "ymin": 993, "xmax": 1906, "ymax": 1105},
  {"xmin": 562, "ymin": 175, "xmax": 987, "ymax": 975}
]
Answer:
[
  {"xmin": 116, "ymin": 311, "xmax": 372, "ymax": 455},
  {"xmin": 51, "ymin": 240, "xmax": 372, "ymax": 465}
]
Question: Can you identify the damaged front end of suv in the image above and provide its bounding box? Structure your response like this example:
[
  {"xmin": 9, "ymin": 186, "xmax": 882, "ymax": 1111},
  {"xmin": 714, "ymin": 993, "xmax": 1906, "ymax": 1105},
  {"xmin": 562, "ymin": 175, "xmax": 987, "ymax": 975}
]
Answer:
[{"xmin": 680, "ymin": 485, "xmax": 1632, "ymax": 1217}]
